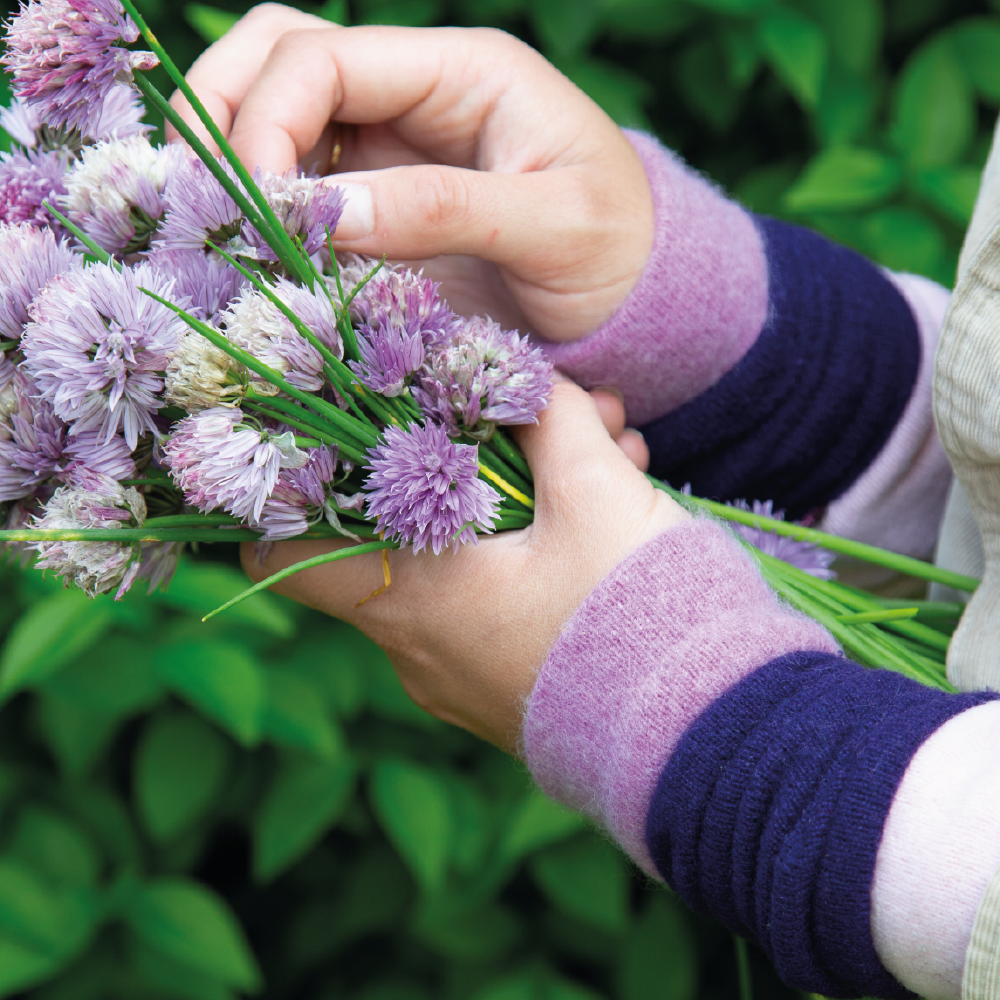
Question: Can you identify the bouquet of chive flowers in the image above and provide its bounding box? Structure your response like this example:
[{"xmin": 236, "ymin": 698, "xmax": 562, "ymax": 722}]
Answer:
[{"xmin": 0, "ymin": 0, "xmax": 981, "ymax": 689}]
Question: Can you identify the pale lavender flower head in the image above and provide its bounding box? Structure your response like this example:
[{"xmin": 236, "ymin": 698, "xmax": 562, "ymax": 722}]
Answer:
[
  {"xmin": 730, "ymin": 499, "xmax": 837, "ymax": 580},
  {"xmin": 413, "ymin": 316, "xmax": 553, "ymax": 437},
  {"xmin": 350, "ymin": 320, "xmax": 425, "ymax": 397},
  {"xmin": 21, "ymin": 260, "xmax": 186, "ymax": 449},
  {"xmin": 0, "ymin": 221, "xmax": 80, "ymax": 339},
  {"xmin": 154, "ymin": 155, "xmax": 244, "ymax": 253},
  {"xmin": 2, "ymin": 0, "xmax": 158, "ymax": 140},
  {"xmin": 64, "ymin": 136, "xmax": 184, "ymax": 254},
  {"xmin": 255, "ymin": 445, "xmax": 337, "ymax": 540},
  {"xmin": 222, "ymin": 279, "xmax": 341, "ymax": 393},
  {"xmin": 335, "ymin": 257, "xmax": 458, "ymax": 343},
  {"xmin": 0, "ymin": 146, "xmax": 70, "ymax": 230},
  {"xmin": 243, "ymin": 170, "xmax": 345, "ymax": 260},
  {"xmin": 163, "ymin": 407, "xmax": 309, "ymax": 522},
  {"xmin": 0, "ymin": 96, "xmax": 40, "ymax": 146},
  {"xmin": 30, "ymin": 465, "xmax": 147, "ymax": 598},
  {"xmin": 363, "ymin": 422, "xmax": 500, "ymax": 554},
  {"xmin": 147, "ymin": 248, "xmax": 246, "ymax": 325},
  {"xmin": 0, "ymin": 368, "xmax": 134, "ymax": 500}
]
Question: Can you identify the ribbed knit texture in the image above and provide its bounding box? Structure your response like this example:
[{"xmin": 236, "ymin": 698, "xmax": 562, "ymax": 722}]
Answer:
[
  {"xmin": 646, "ymin": 651, "xmax": 996, "ymax": 999},
  {"xmin": 639, "ymin": 217, "xmax": 922, "ymax": 520},
  {"xmin": 522, "ymin": 517, "xmax": 837, "ymax": 877},
  {"xmin": 963, "ymin": 859, "xmax": 1000, "ymax": 1000},
  {"xmin": 540, "ymin": 131, "xmax": 768, "ymax": 427}
]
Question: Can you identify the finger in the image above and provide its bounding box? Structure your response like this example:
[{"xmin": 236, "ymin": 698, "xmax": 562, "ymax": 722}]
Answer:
[
  {"xmin": 590, "ymin": 388, "xmax": 626, "ymax": 440},
  {"xmin": 225, "ymin": 24, "xmax": 601, "ymax": 174},
  {"xmin": 167, "ymin": 3, "xmax": 333, "ymax": 151},
  {"xmin": 615, "ymin": 429, "xmax": 650, "ymax": 472}
]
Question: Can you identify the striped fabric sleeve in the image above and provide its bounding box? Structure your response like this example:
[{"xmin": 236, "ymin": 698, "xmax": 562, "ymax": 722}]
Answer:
[
  {"xmin": 522, "ymin": 519, "xmax": 999, "ymax": 999},
  {"xmin": 540, "ymin": 132, "xmax": 952, "ymax": 549}
]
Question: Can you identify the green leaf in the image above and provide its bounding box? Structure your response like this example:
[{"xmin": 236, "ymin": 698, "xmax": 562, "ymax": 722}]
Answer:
[
  {"xmin": 41, "ymin": 635, "xmax": 164, "ymax": 719},
  {"xmin": 719, "ymin": 24, "xmax": 761, "ymax": 89},
  {"xmin": 532, "ymin": 0, "xmax": 601, "ymax": 57},
  {"xmin": 154, "ymin": 561, "xmax": 295, "ymax": 638},
  {"xmin": 413, "ymin": 902, "xmax": 521, "ymax": 961},
  {"xmin": 891, "ymin": 36, "xmax": 974, "ymax": 167},
  {"xmin": 802, "ymin": 0, "xmax": 883, "ymax": 76},
  {"xmin": 130, "ymin": 938, "xmax": 235, "ymax": 1000},
  {"xmin": 277, "ymin": 628, "xmax": 368, "ymax": 719},
  {"xmin": 756, "ymin": 10, "xmax": 828, "ymax": 109},
  {"xmin": 601, "ymin": 0, "xmax": 695, "ymax": 43},
  {"xmin": 125, "ymin": 878, "xmax": 261, "ymax": 992},
  {"xmin": 0, "ymin": 589, "xmax": 115, "ymax": 698},
  {"xmin": 0, "ymin": 860, "xmax": 94, "ymax": 957},
  {"xmin": 61, "ymin": 783, "xmax": 142, "ymax": 869},
  {"xmin": 617, "ymin": 895, "xmax": 698, "ymax": 1000},
  {"xmin": 0, "ymin": 936, "xmax": 61, "ymax": 997},
  {"xmin": 369, "ymin": 759, "xmax": 453, "ymax": 892},
  {"xmin": 473, "ymin": 969, "xmax": 603, "ymax": 1000},
  {"xmin": 154, "ymin": 641, "xmax": 265, "ymax": 745},
  {"xmin": 135, "ymin": 711, "xmax": 231, "ymax": 842},
  {"xmin": 816, "ymin": 69, "xmax": 879, "ymax": 148},
  {"xmin": 263, "ymin": 670, "xmax": 343, "ymax": 759},
  {"xmin": 860, "ymin": 206, "xmax": 948, "ymax": 279},
  {"xmin": 683, "ymin": 0, "xmax": 768, "ymax": 12},
  {"xmin": 497, "ymin": 788, "xmax": 586, "ymax": 865},
  {"xmin": 253, "ymin": 753, "xmax": 355, "ymax": 881},
  {"xmin": 784, "ymin": 147, "xmax": 901, "ymax": 211},
  {"xmin": 356, "ymin": 0, "xmax": 443, "ymax": 26},
  {"xmin": 951, "ymin": 17, "xmax": 1000, "ymax": 104},
  {"xmin": 528, "ymin": 836, "xmax": 630, "ymax": 934},
  {"xmin": 35, "ymin": 691, "xmax": 119, "ymax": 777},
  {"xmin": 553, "ymin": 56, "xmax": 653, "ymax": 129},
  {"xmin": 910, "ymin": 164, "xmax": 982, "ymax": 225},
  {"xmin": 184, "ymin": 4, "xmax": 240, "ymax": 44},
  {"xmin": 675, "ymin": 38, "xmax": 743, "ymax": 132},
  {"xmin": 9, "ymin": 808, "xmax": 100, "ymax": 889},
  {"xmin": 319, "ymin": 0, "xmax": 349, "ymax": 23}
]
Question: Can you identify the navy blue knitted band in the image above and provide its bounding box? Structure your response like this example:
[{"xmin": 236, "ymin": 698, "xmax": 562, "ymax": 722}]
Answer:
[
  {"xmin": 639, "ymin": 218, "xmax": 921, "ymax": 520},
  {"xmin": 645, "ymin": 651, "xmax": 996, "ymax": 999}
]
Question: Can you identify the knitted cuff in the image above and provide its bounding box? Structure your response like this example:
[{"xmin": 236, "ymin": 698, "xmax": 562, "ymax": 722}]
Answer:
[
  {"xmin": 521, "ymin": 517, "xmax": 838, "ymax": 876},
  {"xmin": 539, "ymin": 131, "xmax": 768, "ymax": 427},
  {"xmin": 647, "ymin": 651, "xmax": 996, "ymax": 999}
]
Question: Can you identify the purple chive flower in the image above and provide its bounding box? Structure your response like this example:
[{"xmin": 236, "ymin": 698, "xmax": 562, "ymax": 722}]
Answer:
[
  {"xmin": 2, "ymin": 0, "xmax": 158, "ymax": 140},
  {"xmin": 363, "ymin": 421, "xmax": 500, "ymax": 554},
  {"xmin": 0, "ymin": 146, "xmax": 71, "ymax": 230},
  {"xmin": 30, "ymin": 466, "xmax": 146, "ymax": 598},
  {"xmin": 242, "ymin": 170, "xmax": 345, "ymax": 260},
  {"xmin": 64, "ymin": 137, "xmax": 184, "ymax": 255},
  {"xmin": 146, "ymin": 248, "xmax": 246, "ymax": 325},
  {"xmin": 413, "ymin": 316, "xmax": 553, "ymax": 437},
  {"xmin": 350, "ymin": 320, "xmax": 425, "ymax": 397},
  {"xmin": 0, "ymin": 369, "xmax": 134, "ymax": 500},
  {"xmin": 21, "ymin": 260, "xmax": 186, "ymax": 449},
  {"xmin": 163, "ymin": 408, "xmax": 309, "ymax": 522},
  {"xmin": 341, "ymin": 261, "xmax": 459, "ymax": 345},
  {"xmin": 222, "ymin": 280, "xmax": 341, "ymax": 393},
  {"xmin": 154, "ymin": 155, "xmax": 244, "ymax": 253},
  {"xmin": 730, "ymin": 499, "xmax": 836, "ymax": 580},
  {"xmin": 0, "ymin": 96, "xmax": 40, "ymax": 147},
  {"xmin": 0, "ymin": 88, "xmax": 148, "ymax": 150},
  {"xmin": 0, "ymin": 221, "xmax": 80, "ymax": 339},
  {"xmin": 255, "ymin": 445, "xmax": 338, "ymax": 540}
]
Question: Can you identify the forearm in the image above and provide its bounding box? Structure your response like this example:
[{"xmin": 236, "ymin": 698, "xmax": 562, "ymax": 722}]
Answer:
[{"xmin": 523, "ymin": 518, "xmax": 999, "ymax": 999}]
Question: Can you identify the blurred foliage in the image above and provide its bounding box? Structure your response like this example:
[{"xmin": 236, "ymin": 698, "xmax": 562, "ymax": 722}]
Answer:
[{"xmin": 0, "ymin": 0, "xmax": 994, "ymax": 998}]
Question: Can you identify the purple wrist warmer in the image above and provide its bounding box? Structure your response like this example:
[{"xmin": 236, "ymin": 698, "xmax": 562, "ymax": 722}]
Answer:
[{"xmin": 542, "ymin": 131, "xmax": 952, "ymax": 551}]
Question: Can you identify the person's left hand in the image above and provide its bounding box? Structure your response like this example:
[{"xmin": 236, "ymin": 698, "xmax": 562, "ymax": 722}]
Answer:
[{"xmin": 242, "ymin": 382, "xmax": 682, "ymax": 752}]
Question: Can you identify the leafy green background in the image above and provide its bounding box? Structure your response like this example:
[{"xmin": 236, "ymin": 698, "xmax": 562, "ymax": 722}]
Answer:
[{"xmin": 0, "ymin": 0, "xmax": 993, "ymax": 997}]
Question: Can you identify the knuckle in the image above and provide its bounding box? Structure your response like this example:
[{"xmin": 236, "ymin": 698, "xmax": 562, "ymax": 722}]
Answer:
[{"xmin": 412, "ymin": 166, "xmax": 471, "ymax": 232}]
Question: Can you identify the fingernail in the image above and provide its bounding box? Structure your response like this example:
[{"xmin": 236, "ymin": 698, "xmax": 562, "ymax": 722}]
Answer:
[
  {"xmin": 591, "ymin": 384, "xmax": 624, "ymax": 403},
  {"xmin": 327, "ymin": 180, "xmax": 373, "ymax": 241}
]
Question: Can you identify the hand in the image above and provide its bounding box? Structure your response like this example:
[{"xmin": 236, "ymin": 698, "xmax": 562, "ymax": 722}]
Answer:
[
  {"xmin": 241, "ymin": 382, "xmax": 686, "ymax": 752},
  {"xmin": 170, "ymin": 4, "xmax": 654, "ymax": 342}
]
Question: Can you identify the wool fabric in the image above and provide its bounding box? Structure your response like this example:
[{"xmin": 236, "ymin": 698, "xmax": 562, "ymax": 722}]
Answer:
[
  {"xmin": 645, "ymin": 651, "xmax": 996, "ymax": 999},
  {"xmin": 522, "ymin": 517, "xmax": 837, "ymax": 877}
]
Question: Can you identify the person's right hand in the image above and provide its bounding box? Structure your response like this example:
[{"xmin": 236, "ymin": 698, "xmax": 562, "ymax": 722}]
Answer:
[{"xmin": 169, "ymin": 4, "xmax": 654, "ymax": 344}]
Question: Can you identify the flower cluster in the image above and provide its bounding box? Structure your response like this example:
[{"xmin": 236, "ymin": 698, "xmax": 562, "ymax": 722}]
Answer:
[
  {"xmin": 729, "ymin": 499, "xmax": 837, "ymax": 580},
  {"xmin": 0, "ymin": 0, "xmax": 555, "ymax": 599}
]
